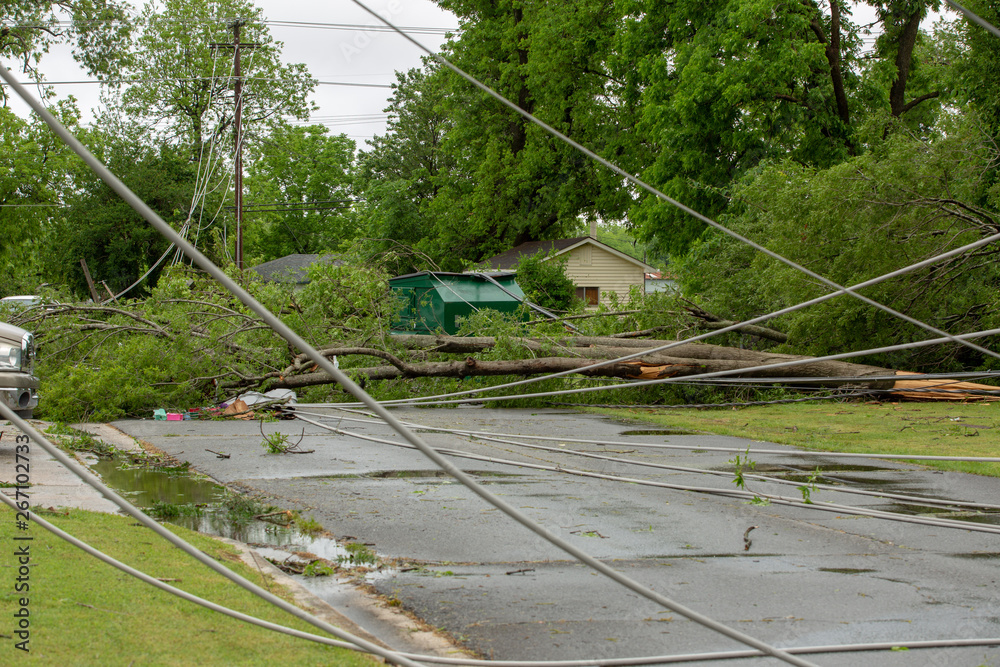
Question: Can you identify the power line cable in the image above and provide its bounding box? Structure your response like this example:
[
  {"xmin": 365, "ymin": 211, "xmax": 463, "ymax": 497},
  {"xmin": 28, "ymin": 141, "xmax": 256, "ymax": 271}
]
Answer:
[
  {"xmin": 290, "ymin": 412, "xmax": 1000, "ymax": 536},
  {"xmin": 332, "ymin": 218, "xmax": 1000, "ymax": 407},
  {"xmin": 302, "ymin": 410, "xmax": 1000, "ymax": 512},
  {"xmin": 317, "ymin": 326, "xmax": 1000, "ymax": 409},
  {"xmin": 5, "ymin": 490, "xmax": 995, "ymax": 667},
  {"xmin": 2, "ymin": 18, "xmax": 456, "ymax": 34},
  {"xmin": 946, "ymin": 0, "xmax": 1000, "ymax": 38},
  {"xmin": 0, "ymin": 78, "xmax": 393, "ymax": 88},
  {"xmin": 296, "ymin": 407, "xmax": 1000, "ymax": 464},
  {"xmin": 0, "ymin": 492, "xmax": 379, "ymax": 655},
  {"xmin": 0, "ymin": 407, "xmax": 421, "ymax": 667},
  {"xmin": 342, "ymin": 0, "xmax": 1000, "ymax": 410},
  {"xmin": 0, "ymin": 66, "xmax": 817, "ymax": 667}
]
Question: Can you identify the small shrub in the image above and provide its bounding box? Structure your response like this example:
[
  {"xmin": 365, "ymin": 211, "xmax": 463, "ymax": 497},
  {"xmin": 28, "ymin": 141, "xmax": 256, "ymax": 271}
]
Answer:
[
  {"xmin": 222, "ymin": 491, "xmax": 269, "ymax": 522},
  {"xmin": 302, "ymin": 560, "xmax": 335, "ymax": 577},
  {"xmin": 514, "ymin": 251, "xmax": 578, "ymax": 312},
  {"xmin": 337, "ymin": 542, "xmax": 377, "ymax": 566},
  {"xmin": 295, "ymin": 515, "xmax": 324, "ymax": 536}
]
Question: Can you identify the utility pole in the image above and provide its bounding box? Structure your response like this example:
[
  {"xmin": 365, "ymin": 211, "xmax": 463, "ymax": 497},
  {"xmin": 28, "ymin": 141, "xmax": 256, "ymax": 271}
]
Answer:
[
  {"xmin": 211, "ymin": 19, "xmax": 258, "ymax": 271},
  {"xmin": 232, "ymin": 19, "xmax": 245, "ymax": 271}
]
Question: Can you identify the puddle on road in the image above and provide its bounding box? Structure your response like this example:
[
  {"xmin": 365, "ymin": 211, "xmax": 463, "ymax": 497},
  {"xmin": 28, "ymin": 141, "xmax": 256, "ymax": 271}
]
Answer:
[
  {"xmin": 950, "ymin": 552, "xmax": 1000, "ymax": 560},
  {"xmin": 951, "ymin": 513, "xmax": 1000, "ymax": 526},
  {"xmin": 736, "ymin": 463, "xmax": 891, "ymax": 474},
  {"xmin": 91, "ymin": 455, "xmax": 382, "ymax": 572},
  {"xmin": 92, "ymin": 457, "xmax": 225, "ymax": 507},
  {"xmin": 714, "ymin": 463, "xmax": 906, "ymax": 489},
  {"xmin": 818, "ymin": 567, "xmax": 876, "ymax": 575}
]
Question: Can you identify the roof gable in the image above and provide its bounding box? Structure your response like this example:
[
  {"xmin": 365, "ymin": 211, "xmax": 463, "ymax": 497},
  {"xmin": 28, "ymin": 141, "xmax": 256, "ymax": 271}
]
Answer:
[{"xmin": 478, "ymin": 237, "xmax": 655, "ymax": 272}]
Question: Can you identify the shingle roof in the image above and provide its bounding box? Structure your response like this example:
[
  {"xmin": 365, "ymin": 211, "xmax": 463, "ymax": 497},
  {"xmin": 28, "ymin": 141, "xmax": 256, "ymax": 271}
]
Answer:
[
  {"xmin": 250, "ymin": 253, "xmax": 343, "ymax": 284},
  {"xmin": 477, "ymin": 237, "xmax": 590, "ymax": 270}
]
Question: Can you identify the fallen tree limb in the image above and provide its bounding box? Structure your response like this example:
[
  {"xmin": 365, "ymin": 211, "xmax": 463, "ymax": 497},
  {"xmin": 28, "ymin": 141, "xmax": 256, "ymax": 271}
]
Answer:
[{"xmin": 680, "ymin": 299, "xmax": 789, "ymax": 343}]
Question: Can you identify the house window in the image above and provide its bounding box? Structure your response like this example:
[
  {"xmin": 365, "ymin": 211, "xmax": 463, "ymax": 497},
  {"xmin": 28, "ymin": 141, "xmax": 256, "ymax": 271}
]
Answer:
[{"xmin": 576, "ymin": 286, "xmax": 599, "ymax": 306}]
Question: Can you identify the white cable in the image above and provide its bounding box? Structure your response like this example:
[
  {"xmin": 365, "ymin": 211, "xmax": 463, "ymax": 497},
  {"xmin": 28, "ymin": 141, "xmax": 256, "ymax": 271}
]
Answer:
[
  {"xmin": 0, "ymin": 67, "xmax": 816, "ymax": 667},
  {"xmin": 946, "ymin": 0, "xmax": 1000, "ymax": 38},
  {"xmin": 317, "ymin": 326, "xmax": 1000, "ymax": 408},
  {"xmin": 0, "ymin": 492, "xmax": 370, "ymax": 654},
  {"xmin": 3, "ymin": 487, "xmax": 997, "ymax": 666},
  {"xmin": 0, "ymin": 405, "xmax": 422, "ymax": 667},
  {"xmin": 322, "ymin": 411, "xmax": 1000, "ymax": 511},
  {"xmin": 291, "ymin": 413, "xmax": 1000, "ymax": 536},
  {"xmin": 347, "ymin": 0, "xmax": 1000, "ymax": 371},
  {"xmin": 295, "ymin": 408, "xmax": 1000, "ymax": 463}
]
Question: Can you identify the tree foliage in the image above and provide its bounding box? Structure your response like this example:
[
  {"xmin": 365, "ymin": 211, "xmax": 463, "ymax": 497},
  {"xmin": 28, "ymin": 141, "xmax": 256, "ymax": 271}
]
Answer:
[
  {"xmin": 612, "ymin": 0, "xmax": 963, "ymax": 255},
  {"xmin": 358, "ymin": 65, "xmax": 461, "ymax": 270},
  {"xmin": 244, "ymin": 123, "xmax": 356, "ymax": 262},
  {"xmin": 106, "ymin": 0, "xmax": 314, "ymax": 157},
  {"xmin": 678, "ymin": 119, "xmax": 1000, "ymax": 371},
  {"xmin": 513, "ymin": 251, "xmax": 578, "ymax": 312},
  {"xmin": 0, "ymin": 0, "xmax": 131, "ymax": 91},
  {"xmin": 0, "ymin": 101, "xmax": 84, "ymax": 294},
  {"xmin": 359, "ymin": 0, "xmax": 629, "ymax": 268},
  {"xmin": 50, "ymin": 137, "xmax": 199, "ymax": 298}
]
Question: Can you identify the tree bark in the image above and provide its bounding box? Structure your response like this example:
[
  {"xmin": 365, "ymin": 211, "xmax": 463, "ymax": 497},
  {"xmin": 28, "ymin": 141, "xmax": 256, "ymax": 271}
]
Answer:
[
  {"xmin": 270, "ymin": 336, "xmax": 896, "ymax": 391},
  {"xmin": 889, "ymin": 7, "xmax": 924, "ymax": 117}
]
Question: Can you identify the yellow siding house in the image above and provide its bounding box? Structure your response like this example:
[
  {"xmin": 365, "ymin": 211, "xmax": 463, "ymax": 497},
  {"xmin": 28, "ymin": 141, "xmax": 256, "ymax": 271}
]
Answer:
[{"xmin": 477, "ymin": 228, "xmax": 657, "ymax": 307}]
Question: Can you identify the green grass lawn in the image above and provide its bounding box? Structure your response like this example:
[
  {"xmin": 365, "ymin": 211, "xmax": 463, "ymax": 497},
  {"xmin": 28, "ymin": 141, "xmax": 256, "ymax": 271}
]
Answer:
[
  {"xmin": 0, "ymin": 506, "xmax": 379, "ymax": 666},
  {"xmin": 596, "ymin": 400, "xmax": 1000, "ymax": 477}
]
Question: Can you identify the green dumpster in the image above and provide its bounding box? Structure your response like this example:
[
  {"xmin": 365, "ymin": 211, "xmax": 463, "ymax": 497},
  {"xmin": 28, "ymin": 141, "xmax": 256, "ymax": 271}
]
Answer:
[{"xmin": 390, "ymin": 272, "xmax": 525, "ymax": 335}]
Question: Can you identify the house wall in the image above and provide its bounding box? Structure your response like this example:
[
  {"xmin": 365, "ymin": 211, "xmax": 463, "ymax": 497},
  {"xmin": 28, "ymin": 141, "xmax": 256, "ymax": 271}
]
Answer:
[{"xmin": 560, "ymin": 244, "xmax": 646, "ymax": 305}]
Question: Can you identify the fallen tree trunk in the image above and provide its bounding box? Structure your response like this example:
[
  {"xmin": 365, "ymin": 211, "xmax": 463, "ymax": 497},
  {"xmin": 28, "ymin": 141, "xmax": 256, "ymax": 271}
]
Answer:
[
  {"xmin": 387, "ymin": 334, "xmax": 883, "ymax": 373},
  {"xmin": 264, "ymin": 350, "xmax": 897, "ymax": 391}
]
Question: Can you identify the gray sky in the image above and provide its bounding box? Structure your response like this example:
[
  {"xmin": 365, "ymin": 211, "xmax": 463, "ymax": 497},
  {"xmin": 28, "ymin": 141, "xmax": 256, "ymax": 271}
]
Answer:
[
  {"xmin": 6, "ymin": 1, "xmax": 956, "ymax": 151},
  {"xmin": 6, "ymin": 0, "xmax": 458, "ymax": 149}
]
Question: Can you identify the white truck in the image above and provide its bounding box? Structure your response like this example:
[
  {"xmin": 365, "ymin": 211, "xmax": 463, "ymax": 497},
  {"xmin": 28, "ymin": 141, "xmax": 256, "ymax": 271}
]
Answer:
[{"xmin": 0, "ymin": 321, "xmax": 39, "ymax": 419}]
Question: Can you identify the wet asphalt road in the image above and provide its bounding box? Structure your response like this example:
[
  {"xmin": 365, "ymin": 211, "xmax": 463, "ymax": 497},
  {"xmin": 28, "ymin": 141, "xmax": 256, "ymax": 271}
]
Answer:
[{"xmin": 113, "ymin": 407, "xmax": 1000, "ymax": 666}]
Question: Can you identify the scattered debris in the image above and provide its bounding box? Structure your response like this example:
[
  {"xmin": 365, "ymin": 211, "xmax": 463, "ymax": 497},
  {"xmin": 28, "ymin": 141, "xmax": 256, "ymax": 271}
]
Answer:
[
  {"xmin": 224, "ymin": 399, "xmax": 255, "ymax": 420},
  {"xmin": 744, "ymin": 525, "xmax": 758, "ymax": 552}
]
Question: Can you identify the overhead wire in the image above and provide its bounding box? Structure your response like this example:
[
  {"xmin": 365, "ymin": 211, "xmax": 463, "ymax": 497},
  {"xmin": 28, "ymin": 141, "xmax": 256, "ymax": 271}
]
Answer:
[
  {"xmin": 0, "ymin": 77, "xmax": 394, "ymax": 88},
  {"xmin": 348, "ymin": 0, "xmax": 1000, "ymax": 371},
  {"xmin": 294, "ymin": 407, "xmax": 1000, "ymax": 464},
  {"xmin": 0, "ymin": 67, "xmax": 819, "ymax": 667},
  {"xmin": 5, "ymin": 489, "xmax": 996, "ymax": 667},
  {"xmin": 9, "ymin": 5, "xmax": 1000, "ymax": 663},
  {"xmin": 322, "ymin": 227, "xmax": 1000, "ymax": 408},
  {"xmin": 946, "ymin": 0, "xmax": 1000, "ymax": 38},
  {"xmin": 296, "ymin": 409, "xmax": 1000, "ymax": 512},
  {"xmin": 0, "ymin": 492, "xmax": 377, "ymax": 655},
  {"xmin": 290, "ymin": 412, "xmax": 1000, "ymax": 536},
  {"xmin": 1, "ymin": 18, "xmax": 456, "ymax": 35},
  {"xmin": 310, "ymin": 1, "xmax": 1000, "ymax": 412},
  {"xmin": 0, "ymin": 406, "xmax": 422, "ymax": 667},
  {"xmin": 314, "ymin": 326, "xmax": 1000, "ymax": 409}
]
